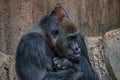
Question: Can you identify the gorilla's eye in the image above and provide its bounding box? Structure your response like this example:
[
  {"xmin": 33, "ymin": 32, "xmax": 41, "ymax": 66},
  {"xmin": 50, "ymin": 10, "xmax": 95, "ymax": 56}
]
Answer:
[
  {"xmin": 67, "ymin": 36, "xmax": 73, "ymax": 41},
  {"xmin": 67, "ymin": 35, "xmax": 77, "ymax": 41},
  {"xmin": 52, "ymin": 30, "xmax": 58, "ymax": 38}
]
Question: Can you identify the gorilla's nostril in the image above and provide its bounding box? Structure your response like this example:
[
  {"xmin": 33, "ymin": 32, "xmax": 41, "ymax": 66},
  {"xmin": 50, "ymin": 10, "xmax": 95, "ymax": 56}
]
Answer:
[
  {"xmin": 74, "ymin": 48, "xmax": 80, "ymax": 52},
  {"xmin": 75, "ymin": 48, "xmax": 78, "ymax": 51}
]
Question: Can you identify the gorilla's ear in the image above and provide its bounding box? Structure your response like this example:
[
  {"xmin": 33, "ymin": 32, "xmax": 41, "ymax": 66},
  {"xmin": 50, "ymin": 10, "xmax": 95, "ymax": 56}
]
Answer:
[{"xmin": 50, "ymin": 4, "xmax": 68, "ymax": 23}]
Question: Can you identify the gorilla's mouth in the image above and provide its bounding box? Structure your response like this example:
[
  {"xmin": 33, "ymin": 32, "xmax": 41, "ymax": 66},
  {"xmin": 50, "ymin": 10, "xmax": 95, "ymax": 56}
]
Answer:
[{"xmin": 67, "ymin": 50, "xmax": 81, "ymax": 62}]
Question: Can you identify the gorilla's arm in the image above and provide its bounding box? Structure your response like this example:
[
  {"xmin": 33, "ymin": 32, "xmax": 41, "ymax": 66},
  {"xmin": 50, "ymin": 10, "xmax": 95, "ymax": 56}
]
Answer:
[
  {"xmin": 77, "ymin": 34, "xmax": 98, "ymax": 79},
  {"xmin": 76, "ymin": 55, "xmax": 98, "ymax": 80},
  {"xmin": 78, "ymin": 34, "xmax": 90, "ymax": 63},
  {"xmin": 16, "ymin": 33, "xmax": 73, "ymax": 80}
]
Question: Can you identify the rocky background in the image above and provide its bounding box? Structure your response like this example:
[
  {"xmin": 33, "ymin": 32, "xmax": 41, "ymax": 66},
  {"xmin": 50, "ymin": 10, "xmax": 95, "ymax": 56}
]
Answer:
[{"xmin": 0, "ymin": 0, "xmax": 120, "ymax": 80}]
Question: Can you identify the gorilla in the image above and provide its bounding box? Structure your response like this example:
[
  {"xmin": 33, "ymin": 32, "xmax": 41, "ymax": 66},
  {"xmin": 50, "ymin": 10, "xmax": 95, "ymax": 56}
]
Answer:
[{"xmin": 16, "ymin": 5, "xmax": 98, "ymax": 80}]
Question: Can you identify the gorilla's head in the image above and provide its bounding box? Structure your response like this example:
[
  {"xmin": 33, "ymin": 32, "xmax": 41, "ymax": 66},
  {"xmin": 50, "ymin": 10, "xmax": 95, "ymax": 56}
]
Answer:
[{"xmin": 40, "ymin": 5, "xmax": 81, "ymax": 62}]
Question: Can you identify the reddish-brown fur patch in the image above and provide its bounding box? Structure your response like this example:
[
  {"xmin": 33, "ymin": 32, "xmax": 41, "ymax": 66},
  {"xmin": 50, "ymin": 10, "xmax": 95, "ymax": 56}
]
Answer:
[
  {"xmin": 51, "ymin": 5, "xmax": 77, "ymax": 33},
  {"xmin": 58, "ymin": 17, "xmax": 76, "ymax": 33}
]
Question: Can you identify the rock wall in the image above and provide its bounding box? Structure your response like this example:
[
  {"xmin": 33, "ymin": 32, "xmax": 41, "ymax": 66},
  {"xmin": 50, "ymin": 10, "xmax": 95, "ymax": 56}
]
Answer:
[{"xmin": 0, "ymin": 0, "xmax": 119, "ymax": 55}]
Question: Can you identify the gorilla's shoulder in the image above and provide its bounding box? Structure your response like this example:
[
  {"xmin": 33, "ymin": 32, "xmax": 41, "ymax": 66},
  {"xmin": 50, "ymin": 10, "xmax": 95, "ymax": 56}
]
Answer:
[{"xmin": 21, "ymin": 32, "xmax": 44, "ymax": 42}]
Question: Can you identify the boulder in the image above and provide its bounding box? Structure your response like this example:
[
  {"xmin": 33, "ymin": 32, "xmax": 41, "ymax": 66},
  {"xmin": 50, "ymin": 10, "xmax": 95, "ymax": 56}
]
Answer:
[
  {"xmin": 104, "ymin": 29, "xmax": 120, "ymax": 80},
  {"xmin": 85, "ymin": 37, "xmax": 110, "ymax": 80}
]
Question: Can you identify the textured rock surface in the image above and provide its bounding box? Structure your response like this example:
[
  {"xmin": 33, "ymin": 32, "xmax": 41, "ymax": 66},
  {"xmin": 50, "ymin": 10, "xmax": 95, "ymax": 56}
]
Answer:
[
  {"xmin": 104, "ymin": 29, "xmax": 120, "ymax": 80},
  {"xmin": 0, "ymin": 52, "xmax": 17, "ymax": 80},
  {"xmin": 85, "ymin": 37, "xmax": 110, "ymax": 80},
  {"xmin": 0, "ymin": 0, "xmax": 8, "ymax": 53}
]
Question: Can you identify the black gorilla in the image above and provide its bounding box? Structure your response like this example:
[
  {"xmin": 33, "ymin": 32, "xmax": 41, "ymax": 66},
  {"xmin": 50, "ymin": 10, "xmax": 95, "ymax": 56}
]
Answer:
[{"xmin": 16, "ymin": 5, "xmax": 98, "ymax": 80}]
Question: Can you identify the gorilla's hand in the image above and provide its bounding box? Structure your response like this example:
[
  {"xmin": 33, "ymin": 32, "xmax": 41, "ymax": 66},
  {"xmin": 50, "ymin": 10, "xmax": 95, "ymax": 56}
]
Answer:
[{"xmin": 53, "ymin": 57, "xmax": 74, "ymax": 71}]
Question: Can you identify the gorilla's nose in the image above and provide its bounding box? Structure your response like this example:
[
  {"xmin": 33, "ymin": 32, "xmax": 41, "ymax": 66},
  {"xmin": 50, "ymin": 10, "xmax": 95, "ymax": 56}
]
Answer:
[
  {"xmin": 74, "ymin": 47, "xmax": 81, "ymax": 53},
  {"xmin": 73, "ymin": 42, "xmax": 81, "ymax": 53}
]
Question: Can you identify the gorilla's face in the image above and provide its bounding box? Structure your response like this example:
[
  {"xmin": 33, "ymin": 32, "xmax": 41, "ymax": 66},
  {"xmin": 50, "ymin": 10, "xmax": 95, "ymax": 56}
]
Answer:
[
  {"xmin": 54, "ymin": 29, "xmax": 81, "ymax": 62},
  {"xmin": 48, "ymin": 21, "xmax": 81, "ymax": 62},
  {"xmin": 41, "ymin": 5, "xmax": 81, "ymax": 62}
]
